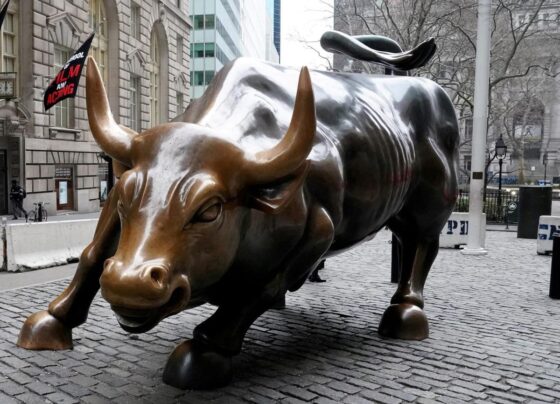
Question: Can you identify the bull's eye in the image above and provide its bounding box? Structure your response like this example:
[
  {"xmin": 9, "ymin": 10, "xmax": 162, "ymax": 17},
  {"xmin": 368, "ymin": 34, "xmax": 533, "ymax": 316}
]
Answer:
[{"xmin": 193, "ymin": 202, "xmax": 222, "ymax": 223}]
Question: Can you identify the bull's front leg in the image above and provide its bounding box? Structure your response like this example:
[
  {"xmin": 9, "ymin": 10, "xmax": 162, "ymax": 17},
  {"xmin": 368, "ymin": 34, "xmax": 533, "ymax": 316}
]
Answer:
[
  {"xmin": 17, "ymin": 189, "xmax": 120, "ymax": 350},
  {"xmin": 163, "ymin": 206, "xmax": 334, "ymax": 389}
]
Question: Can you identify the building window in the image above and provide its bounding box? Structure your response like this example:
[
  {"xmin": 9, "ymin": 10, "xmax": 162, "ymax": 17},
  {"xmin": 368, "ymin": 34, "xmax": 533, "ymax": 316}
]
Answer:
[
  {"xmin": 191, "ymin": 43, "xmax": 215, "ymax": 58},
  {"xmin": 205, "ymin": 15, "xmax": 215, "ymax": 29},
  {"xmin": 1, "ymin": 11, "xmax": 17, "ymax": 72},
  {"xmin": 53, "ymin": 47, "xmax": 74, "ymax": 128},
  {"xmin": 150, "ymin": 31, "xmax": 160, "ymax": 126},
  {"xmin": 219, "ymin": 0, "xmax": 240, "ymax": 32},
  {"xmin": 193, "ymin": 14, "xmax": 215, "ymax": 30},
  {"xmin": 192, "ymin": 43, "xmax": 204, "ymax": 58},
  {"xmin": 192, "ymin": 71, "xmax": 215, "ymax": 86},
  {"xmin": 131, "ymin": 3, "xmax": 141, "ymax": 40},
  {"xmin": 205, "ymin": 43, "xmax": 215, "ymax": 57},
  {"xmin": 193, "ymin": 71, "xmax": 203, "ymax": 86},
  {"xmin": 193, "ymin": 15, "xmax": 204, "ymax": 29},
  {"xmin": 89, "ymin": 0, "xmax": 108, "ymax": 83},
  {"xmin": 215, "ymin": 44, "xmax": 230, "ymax": 65},
  {"xmin": 216, "ymin": 17, "xmax": 241, "ymax": 57},
  {"xmin": 130, "ymin": 75, "xmax": 141, "ymax": 132},
  {"xmin": 177, "ymin": 92, "xmax": 184, "ymax": 113},
  {"xmin": 177, "ymin": 36, "xmax": 184, "ymax": 62},
  {"xmin": 464, "ymin": 155, "xmax": 471, "ymax": 172},
  {"xmin": 464, "ymin": 117, "xmax": 473, "ymax": 140}
]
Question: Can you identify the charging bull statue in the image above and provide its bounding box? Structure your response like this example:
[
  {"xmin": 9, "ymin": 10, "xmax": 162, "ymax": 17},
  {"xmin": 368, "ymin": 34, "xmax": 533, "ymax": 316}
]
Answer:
[{"xmin": 17, "ymin": 34, "xmax": 458, "ymax": 389}]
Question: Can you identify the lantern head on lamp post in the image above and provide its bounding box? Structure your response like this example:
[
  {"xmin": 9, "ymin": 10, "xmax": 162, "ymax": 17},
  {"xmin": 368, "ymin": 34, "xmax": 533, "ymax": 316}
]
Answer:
[
  {"xmin": 495, "ymin": 135, "xmax": 507, "ymax": 160},
  {"xmin": 495, "ymin": 135, "xmax": 507, "ymax": 221}
]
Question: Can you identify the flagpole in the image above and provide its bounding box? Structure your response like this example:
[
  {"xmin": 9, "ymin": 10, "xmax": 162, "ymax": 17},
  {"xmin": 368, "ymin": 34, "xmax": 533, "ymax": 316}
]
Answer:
[{"xmin": 462, "ymin": 0, "xmax": 491, "ymax": 255}]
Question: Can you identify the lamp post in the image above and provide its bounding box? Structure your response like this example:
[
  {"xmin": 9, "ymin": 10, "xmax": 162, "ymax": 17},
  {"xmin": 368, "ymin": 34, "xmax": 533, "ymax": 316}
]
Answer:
[
  {"xmin": 543, "ymin": 152, "xmax": 549, "ymax": 183},
  {"xmin": 495, "ymin": 135, "xmax": 507, "ymax": 221},
  {"xmin": 463, "ymin": 0, "xmax": 491, "ymax": 255}
]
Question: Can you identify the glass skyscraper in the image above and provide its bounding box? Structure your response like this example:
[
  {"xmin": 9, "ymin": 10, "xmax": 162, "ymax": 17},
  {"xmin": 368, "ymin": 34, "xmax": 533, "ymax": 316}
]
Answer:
[{"xmin": 190, "ymin": 0, "xmax": 242, "ymax": 99}]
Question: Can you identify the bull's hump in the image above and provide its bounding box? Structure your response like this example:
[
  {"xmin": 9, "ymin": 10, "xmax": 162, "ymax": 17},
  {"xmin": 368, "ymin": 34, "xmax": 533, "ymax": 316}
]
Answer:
[{"xmin": 191, "ymin": 58, "xmax": 427, "ymax": 165}]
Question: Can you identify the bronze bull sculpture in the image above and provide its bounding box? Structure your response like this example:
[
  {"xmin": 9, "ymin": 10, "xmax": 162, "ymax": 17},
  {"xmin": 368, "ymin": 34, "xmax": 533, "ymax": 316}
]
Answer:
[{"xmin": 18, "ymin": 48, "xmax": 458, "ymax": 389}]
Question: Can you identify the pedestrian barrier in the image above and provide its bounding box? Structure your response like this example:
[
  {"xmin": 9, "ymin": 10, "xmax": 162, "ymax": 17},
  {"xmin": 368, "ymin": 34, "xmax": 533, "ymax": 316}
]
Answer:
[
  {"xmin": 537, "ymin": 216, "xmax": 560, "ymax": 255},
  {"xmin": 4, "ymin": 219, "xmax": 97, "ymax": 272},
  {"xmin": 439, "ymin": 212, "xmax": 486, "ymax": 249}
]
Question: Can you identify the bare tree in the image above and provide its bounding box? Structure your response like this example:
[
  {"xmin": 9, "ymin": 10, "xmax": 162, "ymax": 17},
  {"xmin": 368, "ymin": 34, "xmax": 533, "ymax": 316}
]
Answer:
[{"xmin": 332, "ymin": 0, "xmax": 560, "ymax": 183}]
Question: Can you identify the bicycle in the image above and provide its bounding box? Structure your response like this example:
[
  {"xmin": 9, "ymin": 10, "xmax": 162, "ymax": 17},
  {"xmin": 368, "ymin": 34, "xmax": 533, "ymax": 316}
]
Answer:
[{"xmin": 29, "ymin": 202, "xmax": 49, "ymax": 222}]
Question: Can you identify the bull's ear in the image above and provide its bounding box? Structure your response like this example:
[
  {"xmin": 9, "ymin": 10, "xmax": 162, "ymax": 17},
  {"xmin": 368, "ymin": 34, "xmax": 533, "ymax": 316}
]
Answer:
[{"xmin": 248, "ymin": 161, "xmax": 310, "ymax": 214}]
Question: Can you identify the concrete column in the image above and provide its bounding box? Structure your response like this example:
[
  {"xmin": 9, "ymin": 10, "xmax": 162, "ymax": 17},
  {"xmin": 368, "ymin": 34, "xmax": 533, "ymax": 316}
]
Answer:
[{"xmin": 463, "ymin": 0, "xmax": 491, "ymax": 256}]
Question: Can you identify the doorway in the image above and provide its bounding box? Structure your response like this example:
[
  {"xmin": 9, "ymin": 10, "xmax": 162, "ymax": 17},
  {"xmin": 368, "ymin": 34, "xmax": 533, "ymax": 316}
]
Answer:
[{"xmin": 55, "ymin": 165, "xmax": 74, "ymax": 210}]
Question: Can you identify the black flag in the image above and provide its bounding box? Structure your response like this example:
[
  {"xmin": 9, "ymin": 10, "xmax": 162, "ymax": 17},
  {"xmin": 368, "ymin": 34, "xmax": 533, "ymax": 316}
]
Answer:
[
  {"xmin": 43, "ymin": 33, "xmax": 95, "ymax": 111},
  {"xmin": 0, "ymin": 0, "xmax": 11, "ymax": 32}
]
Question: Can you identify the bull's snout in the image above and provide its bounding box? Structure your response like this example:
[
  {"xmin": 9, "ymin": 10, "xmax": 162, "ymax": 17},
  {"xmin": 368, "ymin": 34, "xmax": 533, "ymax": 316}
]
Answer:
[
  {"xmin": 100, "ymin": 258, "xmax": 190, "ymax": 311},
  {"xmin": 100, "ymin": 258, "xmax": 190, "ymax": 332}
]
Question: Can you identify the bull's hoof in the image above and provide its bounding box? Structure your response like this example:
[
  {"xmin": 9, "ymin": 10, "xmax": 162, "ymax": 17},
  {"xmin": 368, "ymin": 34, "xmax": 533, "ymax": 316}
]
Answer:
[
  {"xmin": 163, "ymin": 339, "xmax": 233, "ymax": 389},
  {"xmin": 270, "ymin": 294, "xmax": 286, "ymax": 310},
  {"xmin": 378, "ymin": 303, "xmax": 429, "ymax": 340},
  {"xmin": 17, "ymin": 310, "xmax": 73, "ymax": 350}
]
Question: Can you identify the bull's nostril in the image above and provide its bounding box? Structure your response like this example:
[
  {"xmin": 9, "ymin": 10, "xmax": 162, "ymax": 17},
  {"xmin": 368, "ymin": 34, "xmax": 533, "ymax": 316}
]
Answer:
[{"xmin": 148, "ymin": 266, "xmax": 167, "ymax": 287}]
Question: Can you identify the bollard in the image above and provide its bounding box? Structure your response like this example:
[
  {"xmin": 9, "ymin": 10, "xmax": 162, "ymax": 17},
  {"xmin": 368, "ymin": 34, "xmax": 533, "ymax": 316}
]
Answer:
[
  {"xmin": 550, "ymin": 234, "xmax": 560, "ymax": 299},
  {"xmin": 391, "ymin": 234, "xmax": 400, "ymax": 283}
]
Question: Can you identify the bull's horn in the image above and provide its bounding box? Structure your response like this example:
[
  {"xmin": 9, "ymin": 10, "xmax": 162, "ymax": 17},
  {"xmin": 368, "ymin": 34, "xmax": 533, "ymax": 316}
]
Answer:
[
  {"xmin": 246, "ymin": 66, "xmax": 316, "ymax": 183},
  {"xmin": 86, "ymin": 57, "xmax": 136, "ymax": 167}
]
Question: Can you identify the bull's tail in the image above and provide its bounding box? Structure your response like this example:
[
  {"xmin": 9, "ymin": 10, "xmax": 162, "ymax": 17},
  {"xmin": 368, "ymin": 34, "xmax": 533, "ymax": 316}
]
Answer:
[{"xmin": 320, "ymin": 30, "xmax": 436, "ymax": 72}]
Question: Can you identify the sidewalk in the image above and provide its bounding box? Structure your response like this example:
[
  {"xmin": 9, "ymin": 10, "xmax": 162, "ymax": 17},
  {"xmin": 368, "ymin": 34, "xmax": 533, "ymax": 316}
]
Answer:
[
  {"xmin": 0, "ymin": 263, "xmax": 77, "ymax": 292},
  {"xmin": 486, "ymin": 223, "xmax": 517, "ymax": 232},
  {"xmin": 0, "ymin": 229, "xmax": 558, "ymax": 403},
  {"xmin": 1, "ymin": 211, "xmax": 100, "ymax": 225}
]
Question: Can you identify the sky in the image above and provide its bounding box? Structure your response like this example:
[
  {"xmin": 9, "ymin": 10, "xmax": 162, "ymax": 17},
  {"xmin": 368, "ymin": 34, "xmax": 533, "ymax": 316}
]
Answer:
[{"xmin": 280, "ymin": 0, "xmax": 334, "ymax": 70}]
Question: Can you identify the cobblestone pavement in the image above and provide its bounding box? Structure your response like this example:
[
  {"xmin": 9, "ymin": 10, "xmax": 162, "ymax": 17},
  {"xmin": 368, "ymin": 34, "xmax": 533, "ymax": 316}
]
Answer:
[{"xmin": 0, "ymin": 229, "xmax": 559, "ymax": 403}]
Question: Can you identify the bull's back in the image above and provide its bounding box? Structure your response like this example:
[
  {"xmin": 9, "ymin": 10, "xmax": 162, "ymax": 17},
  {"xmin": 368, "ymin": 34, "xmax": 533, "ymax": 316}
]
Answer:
[{"xmin": 182, "ymin": 59, "xmax": 458, "ymax": 248}]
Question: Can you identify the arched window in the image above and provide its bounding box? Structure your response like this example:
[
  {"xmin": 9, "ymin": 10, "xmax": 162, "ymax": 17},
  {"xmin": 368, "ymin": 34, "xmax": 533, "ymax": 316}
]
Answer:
[
  {"xmin": 149, "ymin": 23, "xmax": 169, "ymax": 126},
  {"xmin": 89, "ymin": 0, "xmax": 108, "ymax": 83},
  {"xmin": 0, "ymin": 0, "xmax": 17, "ymax": 73},
  {"xmin": 150, "ymin": 30, "xmax": 160, "ymax": 126}
]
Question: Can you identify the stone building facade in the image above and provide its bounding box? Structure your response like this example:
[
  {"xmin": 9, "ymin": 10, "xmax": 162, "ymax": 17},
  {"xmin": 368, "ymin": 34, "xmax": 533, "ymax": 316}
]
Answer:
[{"xmin": 0, "ymin": 0, "xmax": 191, "ymax": 216}]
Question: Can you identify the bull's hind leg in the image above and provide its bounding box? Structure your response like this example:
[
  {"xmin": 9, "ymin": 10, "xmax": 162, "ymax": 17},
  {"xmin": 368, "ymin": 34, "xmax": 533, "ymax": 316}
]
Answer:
[
  {"xmin": 17, "ymin": 190, "xmax": 120, "ymax": 350},
  {"xmin": 163, "ymin": 206, "xmax": 334, "ymax": 389},
  {"xmin": 378, "ymin": 233, "xmax": 439, "ymax": 340}
]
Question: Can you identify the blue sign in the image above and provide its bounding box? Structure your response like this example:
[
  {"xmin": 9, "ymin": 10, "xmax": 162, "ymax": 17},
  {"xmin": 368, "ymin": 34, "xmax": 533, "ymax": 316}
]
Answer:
[{"xmin": 538, "ymin": 223, "xmax": 560, "ymax": 240}]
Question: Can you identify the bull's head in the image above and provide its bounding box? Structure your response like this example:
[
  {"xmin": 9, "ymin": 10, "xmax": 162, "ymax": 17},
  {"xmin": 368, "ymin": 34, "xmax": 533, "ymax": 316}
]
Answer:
[{"xmin": 86, "ymin": 58, "xmax": 315, "ymax": 332}]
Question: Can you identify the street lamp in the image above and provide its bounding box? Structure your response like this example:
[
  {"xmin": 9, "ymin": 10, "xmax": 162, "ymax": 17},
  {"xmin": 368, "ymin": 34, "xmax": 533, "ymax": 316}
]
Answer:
[
  {"xmin": 495, "ymin": 135, "xmax": 507, "ymax": 221},
  {"xmin": 543, "ymin": 152, "xmax": 549, "ymax": 183}
]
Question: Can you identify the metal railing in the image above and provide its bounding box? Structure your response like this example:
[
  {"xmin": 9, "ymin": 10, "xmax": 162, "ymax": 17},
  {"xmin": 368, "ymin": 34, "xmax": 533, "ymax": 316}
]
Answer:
[{"xmin": 455, "ymin": 189, "xmax": 519, "ymax": 224}]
